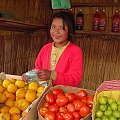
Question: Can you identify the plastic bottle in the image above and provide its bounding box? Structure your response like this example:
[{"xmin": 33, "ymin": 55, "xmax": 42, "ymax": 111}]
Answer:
[
  {"xmin": 76, "ymin": 9, "xmax": 84, "ymax": 30},
  {"xmin": 112, "ymin": 10, "xmax": 120, "ymax": 32},
  {"xmin": 92, "ymin": 9, "xmax": 100, "ymax": 31},
  {"xmin": 99, "ymin": 9, "xmax": 106, "ymax": 31}
]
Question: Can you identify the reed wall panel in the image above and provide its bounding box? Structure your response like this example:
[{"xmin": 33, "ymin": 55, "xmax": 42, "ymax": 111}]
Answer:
[
  {"xmin": 0, "ymin": 33, "xmax": 49, "ymax": 75},
  {"xmin": 74, "ymin": 34, "xmax": 120, "ymax": 90}
]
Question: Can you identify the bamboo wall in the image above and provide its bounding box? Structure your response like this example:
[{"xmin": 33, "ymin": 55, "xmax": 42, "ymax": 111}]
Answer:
[{"xmin": 0, "ymin": 0, "xmax": 119, "ymax": 90}]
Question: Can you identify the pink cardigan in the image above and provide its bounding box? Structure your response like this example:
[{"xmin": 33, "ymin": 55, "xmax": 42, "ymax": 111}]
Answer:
[{"xmin": 35, "ymin": 42, "xmax": 83, "ymax": 87}]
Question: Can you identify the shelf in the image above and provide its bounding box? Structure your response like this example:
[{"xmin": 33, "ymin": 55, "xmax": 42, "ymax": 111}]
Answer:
[
  {"xmin": 76, "ymin": 30, "xmax": 120, "ymax": 36},
  {"xmin": 0, "ymin": 18, "xmax": 48, "ymax": 32},
  {"xmin": 72, "ymin": 3, "xmax": 120, "ymax": 7}
]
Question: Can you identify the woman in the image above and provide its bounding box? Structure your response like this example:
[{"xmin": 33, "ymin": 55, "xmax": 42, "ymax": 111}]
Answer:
[{"xmin": 23, "ymin": 11, "xmax": 83, "ymax": 87}]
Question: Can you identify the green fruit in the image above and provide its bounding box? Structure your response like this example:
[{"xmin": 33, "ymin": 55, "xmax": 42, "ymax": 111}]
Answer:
[
  {"xmin": 109, "ymin": 115, "xmax": 117, "ymax": 120},
  {"xmin": 95, "ymin": 118, "xmax": 101, "ymax": 120},
  {"xmin": 104, "ymin": 109, "xmax": 112, "ymax": 116},
  {"xmin": 99, "ymin": 96, "xmax": 108, "ymax": 105},
  {"xmin": 101, "ymin": 115, "xmax": 109, "ymax": 120},
  {"xmin": 96, "ymin": 110, "xmax": 103, "ymax": 118},
  {"xmin": 118, "ymin": 105, "xmax": 120, "ymax": 111},
  {"xmin": 110, "ymin": 103, "xmax": 118, "ymax": 110},
  {"xmin": 108, "ymin": 98, "xmax": 115, "ymax": 105},
  {"xmin": 117, "ymin": 100, "xmax": 120, "ymax": 105},
  {"xmin": 99, "ymin": 104, "xmax": 107, "ymax": 111},
  {"xmin": 113, "ymin": 110, "xmax": 120, "ymax": 118},
  {"xmin": 107, "ymin": 106, "xmax": 111, "ymax": 110}
]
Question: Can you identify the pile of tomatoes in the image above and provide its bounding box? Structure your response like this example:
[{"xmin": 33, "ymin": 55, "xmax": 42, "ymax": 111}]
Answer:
[{"xmin": 38, "ymin": 88, "xmax": 94, "ymax": 120}]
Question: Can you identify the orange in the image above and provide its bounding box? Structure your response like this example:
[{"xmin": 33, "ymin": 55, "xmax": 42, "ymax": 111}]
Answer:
[
  {"xmin": 7, "ymin": 84, "xmax": 17, "ymax": 93},
  {"xmin": 0, "ymin": 112, "xmax": 10, "ymax": 120},
  {"xmin": 25, "ymin": 89, "xmax": 37, "ymax": 103},
  {"xmin": 2, "ymin": 79, "xmax": 12, "ymax": 88},
  {"xmin": 0, "ymin": 92, "xmax": 7, "ymax": 103},
  {"xmin": 11, "ymin": 113, "xmax": 21, "ymax": 120},
  {"xmin": 5, "ymin": 99, "xmax": 14, "ymax": 108},
  {"xmin": 9, "ymin": 106, "xmax": 20, "ymax": 115},
  {"xmin": 10, "ymin": 79, "xmax": 16, "ymax": 84},
  {"xmin": 0, "ymin": 85, "xmax": 4, "ymax": 92},
  {"xmin": 28, "ymin": 81, "xmax": 39, "ymax": 91},
  {"xmin": 22, "ymin": 111, "xmax": 27, "ymax": 117},
  {"xmin": 24, "ymin": 84, "xmax": 28, "ymax": 90},
  {"xmin": 15, "ymin": 80, "xmax": 25, "ymax": 88},
  {"xmin": 5, "ymin": 91, "xmax": 15, "ymax": 100},
  {"xmin": 37, "ymin": 86, "xmax": 44, "ymax": 93},
  {"xmin": 0, "ymin": 106, "xmax": 9, "ymax": 113},
  {"xmin": 37, "ymin": 92, "xmax": 42, "ymax": 98},
  {"xmin": 16, "ymin": 88, "xmax": 26, "ymax": 99},
  {"xmin": 18, "ymin": 99, "xmax": 30, "ymax": 111}
]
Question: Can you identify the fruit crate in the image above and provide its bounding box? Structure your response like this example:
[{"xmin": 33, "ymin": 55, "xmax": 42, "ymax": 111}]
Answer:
[
  {"xmin": 37, "ymin": 85, "xmax": 95, "ymax": 120},
  {"xmin": 92, "ymin": 80, "xmax": 120, "ymax": 120},
  {"xmin": 0, "ymin": 72, "xmax": 52, "ymax": 120}
]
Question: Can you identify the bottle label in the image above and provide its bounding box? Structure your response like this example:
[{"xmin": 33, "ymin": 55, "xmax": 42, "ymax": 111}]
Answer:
[
  {"xmin": 76, "ymin": 17, "xmax": 84, "ymax": 30},
  {"xmin": 112, "ymin": 18, "xmax": 119, "ymax": 32},
  {"xmin": 93, "ymin": 18, "xmax": 100, "ymax": 31},
  {"xmin": 99, "ymin": 19, "xmax": 106, "ymax": 31}
]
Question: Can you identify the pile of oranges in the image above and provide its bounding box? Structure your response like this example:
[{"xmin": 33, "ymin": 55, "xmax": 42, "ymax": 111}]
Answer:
[{"xmin": 0, "ymin": 79, "xmax": 45, "ymax": 120}]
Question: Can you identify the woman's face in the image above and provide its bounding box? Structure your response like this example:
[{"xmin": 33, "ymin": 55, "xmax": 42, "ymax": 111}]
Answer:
[{"xmin": 50, "ymin": 17, "xmax": 69, "ymax": 47}]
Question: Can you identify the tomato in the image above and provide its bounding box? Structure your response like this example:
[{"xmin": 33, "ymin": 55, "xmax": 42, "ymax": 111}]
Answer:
[
  {"xmin": 45, "ymin": 111, "xmax": 55, "ymax": 120},
  {"xmin": 79, "ymin": 105, "xmax": 91, "ymax": 118},
  {"xmin": 65, "ymin": 93, "xmax": 77, "ymax": 102},
  {"xmin": 77, "ymin": 89, "xmax": 87, "ymax": 99},
  {"xmin": 56, "ymin": 112, "xmax": 64, "ymax": 120},
  {"xmin": 44, "ymin": 102, "xmax": 50, "ymax": 108},
  {"xmin": 63, "ymin": 112, "xmax": 74, "ymax": 120},
  {"xmin": 52, "ymin": 88, "xmax": 64, "ymax": 96},
  {"xmin": 87, "ymin": 95, "xmax": 94, "ymax": 108},
  {"xmin": 57, "ymin": 93, "xmax": 65, "ymax": 98},
  {"xmin": 49, "ymin": 104, "xmax": 59, "ymax": 113},
  {"xmin": 81, "ymin": 96, "xmax": 88, "ymax": 104},
  {"xmin": 56, "ymin": 95, "xmax": 68, "ymax": 107},
  {"xmin": 66, "ymin": 103, "xmax": 75, "ymax": 113},
  {"xmin": 39, "ymin": 106, "xmax": 48, "ymax": 117},
  {"xmin": 72, "ymin": 111, "xmax": 81, "ymax": 119},
  {"xmin": 73, "ymin": 100, "xmax": 86, "ymax": 111},
  {"xmin": 45, "ymin": 93, "xmax": 56, "ymax": 105},
  {"xmin": 59, "ymin": 106, "xmax": 68, "ymax": 113}
]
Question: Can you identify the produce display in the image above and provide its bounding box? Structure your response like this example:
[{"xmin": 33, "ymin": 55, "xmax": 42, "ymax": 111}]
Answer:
[
  {"xmin": 0, "ymin": 78, "xmax": 45, "ymax": 120},
  {"xmin": 95, "ymin": 96, "xmax": 120, "ymax": 120},
  {"xmin": 38, "ymin": 87, "xmax": 94, "ymax": 120}
]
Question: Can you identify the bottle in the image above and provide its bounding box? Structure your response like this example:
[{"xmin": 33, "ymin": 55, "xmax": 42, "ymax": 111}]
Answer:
[
  {"xmin": 112, "ymin": 10, "xmax": 120, "ymax": 32},
  {"xmin": 92, "ymin": 9, "xmax": 100, "ymax": 31},
  {"xmin": 76, "ymin": 9, "xmax": 84, "ymax": 30},
  {"xmin": 99, "ymin": 9, "xmax": 106, "ymax": 31}
]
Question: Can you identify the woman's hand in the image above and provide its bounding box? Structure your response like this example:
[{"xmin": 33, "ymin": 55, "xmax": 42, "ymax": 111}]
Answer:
[
  {"xmin": 21, "ymin": 73, "xmax": 29, "ymax": 83},
  {"xmin": 37, "ymin": 69, "xmax": 51, "ymax": 80}
]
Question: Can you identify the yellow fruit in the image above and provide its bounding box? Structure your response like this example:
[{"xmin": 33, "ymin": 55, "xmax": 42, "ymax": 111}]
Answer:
[
  {"xmin": 24, "ymin": 84, "xmax": 28, "ymax": 90},
  {"xmin": 0, "ymin": 85, "xmax": 4, "ymax": 92},
  {"xmin": 0, "ymin": 80, "xmax": 3, "ymax": 85},
  {"xmin": 28, "ymin": 81, "xmax": 39, "ymax": 91},
  {"xmin": 11, "ymin": 113, "xmax": 21, "ymax": 120},
  {"xmin": 7, "ymin": 84, "xmax": 17, "ymax": 93},
  {"xmin": 0, "ymin": 112, "xmax": 10, "ymax": 120},
  {"xmin": 0, "ymin": 93, "xmax": 7, "ymax": 103},
  {"xmin": 2, "ymin": 79, "xmax": 12, "ymax": 88},
  {"xmin": 18, "ymin": 99, "xmax": 30, "ymax": 111},
  {"xmin": 10, "ymin": 79, "xmax": 16, "ymax": 84},
  {"xmin": 5, "ymin": 91, "xmax": 15, "ymax": 100},
  {"xmin": 5, "ymin": 99, "xmax": 14, "ymax": 108},
  {"xmin": 15, "ymin": 80, "xmax": 25, "ymax": 88},
  {"xmin": 37, "ymin": 86, "xmax": 44, "ymax": 93},
  {"xmin": 22, "ymin": 111, "xmax": 27, "ymax": 117},
  {"xmin": 25, "ymin": 89, "xmax": 37, "ymax": 103},
  {"xmin": 16, "ymin": 88, "xmax": 26, "ymax": 99},
  {"xmin": 14, "ymin": 100, "xmax": 19, "ymax": 107},
  {"xmin": 0, "ymin": 106, "xmax": 9, "ymax": 113},
  {"xmin": 37, "ymin": 92, "xmax": 42, "ymax": 98},
  {"xmin": 9, "ymin": 106, "xmax": 20, "ymax": 115}
]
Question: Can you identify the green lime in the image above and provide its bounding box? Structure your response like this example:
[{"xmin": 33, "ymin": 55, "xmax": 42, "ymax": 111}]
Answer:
[
  {"xmin": 104, "ymin": 109, "xmax": 112, "ymax": 116},
  {"xmin": 113, "ymin": 110, "xmax": 120, "ymax": 118},
  {"xmin": 109, "ymin": 115, "xmax": 117, "ymax": 120},
  {"xmin": 99, "ymin": 104, "xmax": 107, "ymax": 111},
  {"xmin": 108, "ymin": 98, "xmax": 115, "ymax": 105},
  {"xmin": 99, "ymin": 96, "xmax": 108, "ymax": 105},
  {"xmin": 95, "ymin": 110, "xmax": 103, "ymax": 118},
  {"xmin": 110, "ymin": 103, "xmax": 118, "ymax": 110}
]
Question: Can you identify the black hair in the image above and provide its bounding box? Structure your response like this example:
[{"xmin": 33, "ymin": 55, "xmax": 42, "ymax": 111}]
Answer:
[{"xmin": 51, "ymin": 11, "xmax": 75, "ymax": 41}]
